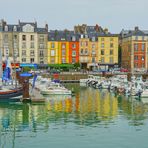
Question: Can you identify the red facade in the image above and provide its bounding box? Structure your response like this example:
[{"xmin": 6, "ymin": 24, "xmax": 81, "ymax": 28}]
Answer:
[{"xmin": 69, "ymin": 42, "xmax": 79, "ymax": 63}]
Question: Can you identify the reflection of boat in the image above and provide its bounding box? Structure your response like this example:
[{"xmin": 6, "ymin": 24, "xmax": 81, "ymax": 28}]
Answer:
[
  {"xmin": 44, "ymin": 94, "xmax": 72, "ymax": 101},
  {"xmin": 41, "ymin": 83, "xmax": 72, "ymax": 95}
]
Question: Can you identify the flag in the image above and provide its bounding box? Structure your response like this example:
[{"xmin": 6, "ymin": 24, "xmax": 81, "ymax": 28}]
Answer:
[{"xmin": 32, "ymin": 74, "xmax": 38, "ymax": 89}]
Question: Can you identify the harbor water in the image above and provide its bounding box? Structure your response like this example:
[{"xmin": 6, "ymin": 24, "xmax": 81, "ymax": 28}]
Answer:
[{"xmin": 0, "ymin": 83, "xmax": 148, "ymax": 148}]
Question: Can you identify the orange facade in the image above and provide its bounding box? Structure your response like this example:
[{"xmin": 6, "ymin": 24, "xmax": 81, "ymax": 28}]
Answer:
[
  {"xmin": 69, "ymin": 41, "xmax": 79, "ymax": 63},
  {"xmin": 134, "ymin": 42, "xmax": 146, "ymax": 68}
]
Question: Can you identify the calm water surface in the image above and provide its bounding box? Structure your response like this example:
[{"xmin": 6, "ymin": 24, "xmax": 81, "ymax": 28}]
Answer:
[{"xmin": 0, "ymin": 84, "xmax": 148, "ymax": 148}]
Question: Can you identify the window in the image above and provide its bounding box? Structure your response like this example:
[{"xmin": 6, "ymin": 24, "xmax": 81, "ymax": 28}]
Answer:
[
  {"xmin": 40, "ymin": 58, "xmax": 44, "ymax": 64},
  {"xmin": 134, "ymin": 56, "xmax": 138, "ymax": 60},
  {"xmin": 110, "ymin": 38, "xmax": 114, "ymax": 41},
  {"xmin": 72, "ymin": 58, "xmax": 76, "ymax": 63},
  {"xmin": 110, "ymin": 57, "xmax": 113, "ymax": 63},
  {"xmin": 80, "ymin": 42, "xmax": 83, "ymax": 46},
  {"xmin": 142, "ymin": 63, "xmax": 145, "ymax": 68},
  {"xmin": 72, "ymin": 44, "xmax": 76, "ymax": 48},
  {"xmin": 14, "ymin": 35, "xmax": 17, "ymax": 41},
  {"xmin": 72, "ymin": 36, "xmax": 76, "ymax": 41},
  {"xmin": 30, "ymin": 50, "xmax": 35, "ymax": 56},
  {"xmin": 51, "ymin": 50, "xmax": 55, "ymax": 56},
  {"xmin": 30, "ymin": 58, "xmax": 34, "ymax": 63},
  {"xmin": 5, "ymin": 48, "xmax": 9, "ymax": 56},
  {"xmin": 142, "ymin": 36, "xmax": 145, "ymax": 40},
  {"xmin": 22, "ymin": 58, "xmax": 26, "ymax": 62},
  {"xmin": 39, "ymin": 35, "xmax": 44, "ymax": 42},
  {"xmin": 13, "ymin": 26, "xmax": 17, "ymax": 32},
  {"xmin": 5, "ymin": 26, "xmax": 8, "ymax": 31},
  {"xmin": 22, "ymin": 50, "xmax": 26, "ymax": 56},
  {"xmin": 31, "ymin": 35, "xmax": 34, "ymax": 41},
  {"xmin": 80, "ymin": 49, "xmax": 83, "ymax": 55},
  {"xmin": 40, "ymin": 61, "xmax": 44, "ymax": 64},
  {"xmin": 110, "ymin": 43, "xmax": 114, "ymax": 48},
  {"xmin": 92, "ymin": 44, "xmax": 95, "ymax": 49},
  {"xmin": 4, "ymin": 34, "xmax": 8, "ymax": 43},
  {"xmin": 62, "ymin": 44, "xmax": 66, "ymax": 49},
  {"xmin": 142, "ymin": 56, "xmax": 144, "ymax": 61},
  {"xmin": 92, "ymin": 37, "xmax": 95, "ymax": 42},
  {"xmin": 39, "ymin": 50, "xmax": 44, "ymax": 56},
  {"xmin": 134, "ymin": 63, "xmax": 138, "ymax": 68},
  {"xmin": 101, "ymin": 38, "xmax": 104, "ymax": 41},
  {"xmin": 110, "ymin": 50, "xmax": 113, "ymax": 55},
  {"xmin": 92, "ymin": 57, "xmax": 95, "ymax": 63},
  {"xmin": 22, "ymin": 42, "xmax": 26, "ymax": 48},
  {"xmin": 50, "ymin": 57, "xmax": 55, "ymax": 64},
  {"xmin": 30, "ymin": 42, "xmax": 34, "ymax": 48},
  {"xmin": 101, "ymin": 43, "xmax": 104, "ymax": 48},
  {"xmin": 72, "ymin": 50, "xmax": 76, "ymax": 56},
  {"xmin": 51, "ymin": 43, "xmax": 55, "ymax": 48},
  {"xmin": 39, "ymin": 43, "xmax": 44, "ymax": 49},
  {"xmin": 86, "ymin": 41, "xmax": 88, "ymax": 46},
  {"xmin": 135, "ymin": 36, "xmax": 138, "ymax": 40},
  {"xmin": 62, "ymin": 49, "xmax": 66, "ymax": 56},
  {"xmin": 101, "ymin": 57, "xmax": 104, "ymax": 63},
  {"xmin": 134, "ymin": 44, "xmax": 138, "ymax": 51},
  {"xmin": 85, "ymin": 49, "xmax": 88, "ymax": 55},
  {"xmin": 92, "ymin": 50, "xmax": 96, "ymax": 55},
  {"xmin": 142, "ymin": 43, "xmax": 145, "ymax": 51},
  {"xmin": 22, "ymin": 35, "xmax": 26, "ymax": 41},
  {"xmin": 101, "ymin": 50, "xmax": 104, "ymax": 55},
  {"xmin": 62, "ymin": 57, "xmax": 66, "ymax": 63}
]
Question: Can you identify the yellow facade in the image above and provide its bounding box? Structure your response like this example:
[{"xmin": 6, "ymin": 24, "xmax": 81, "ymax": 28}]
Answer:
[
  {"xmin": 98, "ymin": 36, "xmax": 118, "ymax": 64},
  {"xmin": 58, "ymin": 41, "xmax": 69, "ymax": 64},
  {"xmin": 48, "ymin": 41, "xmax": 59, "ymax": 64}
]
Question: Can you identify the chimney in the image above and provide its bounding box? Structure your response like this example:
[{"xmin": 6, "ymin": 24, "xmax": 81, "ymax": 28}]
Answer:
[
  {"xmin": 45, "ymin": 24, "xmax": 48, "ymax": 32},
  {"xmin": 104, "ymin": 28, "xmax": 108, "ymax": 34},
  {"xmin": 135, "ymin": 26, "xmax": 139, "ymax": 31}
]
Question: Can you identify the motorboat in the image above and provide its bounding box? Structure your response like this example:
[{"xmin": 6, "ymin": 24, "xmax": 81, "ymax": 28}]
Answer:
[
  {"xmin": 141, "ymin": 86, "xmax": 148, "ymax": 98},
  {"xmin": 40, "ymin": 83, "xmax": 72, "ymax": 95}
]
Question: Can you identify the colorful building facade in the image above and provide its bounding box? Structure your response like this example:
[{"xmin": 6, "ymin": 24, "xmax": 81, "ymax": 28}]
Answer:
[
  {"xmin": 98, "ymin": 35, "xmax": 119, "ymax": 69},
  {"xmin": 120, "ymin": 27, "xmax": 148, "ymax": 72}
]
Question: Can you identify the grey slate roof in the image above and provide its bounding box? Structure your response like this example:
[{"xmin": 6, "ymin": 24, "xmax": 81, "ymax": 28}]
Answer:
[{"xmin": 120, "ymin": 27, "xmax": 148, "ymax": 38}]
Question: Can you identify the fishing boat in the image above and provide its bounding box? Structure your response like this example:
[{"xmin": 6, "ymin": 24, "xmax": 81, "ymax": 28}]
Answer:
[
  {"xmin": 0, "ymin": 49, "xmax": 22, "ymax": 101},
  {"xmin": 0, "ymin": 87, "xmax": 23, "ymax": 100}
]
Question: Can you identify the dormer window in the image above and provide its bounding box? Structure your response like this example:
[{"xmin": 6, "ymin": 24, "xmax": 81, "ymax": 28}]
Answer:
[
  {"xmin": 72, "ymin": 36, "xmax": 76, "ymax": 41},
  {"xmin": 5, "ymin": 26, "xmax": 8, "ymax": 31},
  {"xmin": 92, "ymin": 37, "xmax": 95, "ymax": 42},
  {"xmin": 13, "ymin": 26, "xmax": 17, "ymax": 32}
]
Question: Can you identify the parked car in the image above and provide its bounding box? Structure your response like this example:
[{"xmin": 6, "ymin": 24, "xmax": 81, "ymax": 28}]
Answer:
[{"xmin": 120, "ymin": 68, "xmax": 128, "ymax": 72}]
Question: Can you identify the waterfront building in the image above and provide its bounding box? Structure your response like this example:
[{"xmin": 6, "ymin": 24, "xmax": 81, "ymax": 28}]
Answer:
[
  {"xmin": 68, "ymin": 34, "xmax": 79, "ymax": 64},
  {"xmin": 98, "ymin": 33, "xmax": 119, "ymax": 70},
  {"xmin": 87, "ymin": 35, "xmax": 98, "ymax": 70},
  {"xmin": 37, "ymin": 24, "xmax": 48, "ymax": 64},
  {"xmin": 79, "ymin": 34, "xmax": 90, "ymax": 69},
  {"xmin": 0, "ymin": 19, "xmax": 48, "ymax": 67},
  {"xmin": 120, "ymin": 27, "xmax": 148, "ymax": 72},
  {"xmin": 0, "ymin": 19, "xmax": 20, "ymax": 65},
  {"xmin": 57, "ymin": 31, "xmax": 70, "ymax": 64},
  {"xmin": 48, "ymin": 31, "xmax": 59, "ymax": 64}
]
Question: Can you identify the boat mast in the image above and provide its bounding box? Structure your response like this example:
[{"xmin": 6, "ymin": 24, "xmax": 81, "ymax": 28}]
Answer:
[
  {"xmin": 0, "ymin": 48, "xmax": 2, "ymax": 79},
  {"xmin": 12, "ymin": 31, "xmax": 17, "ymax": 89}
]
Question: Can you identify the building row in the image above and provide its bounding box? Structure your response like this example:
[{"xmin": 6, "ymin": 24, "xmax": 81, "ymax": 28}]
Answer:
[{"xmin": 0, "ymin": 19, "xmax": 147, "ymax": 72}]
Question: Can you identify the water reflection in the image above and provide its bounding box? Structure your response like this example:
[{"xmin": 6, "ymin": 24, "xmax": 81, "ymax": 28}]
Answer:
[{"xmin": 0, "ymin": 84, "xmax": 148, "ymax": 147}]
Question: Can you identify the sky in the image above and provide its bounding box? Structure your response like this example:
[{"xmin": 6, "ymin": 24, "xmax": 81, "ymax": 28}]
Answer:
[{"xmin": 0, "ymin": 0, "xmax": 148, "ymax": 33}]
